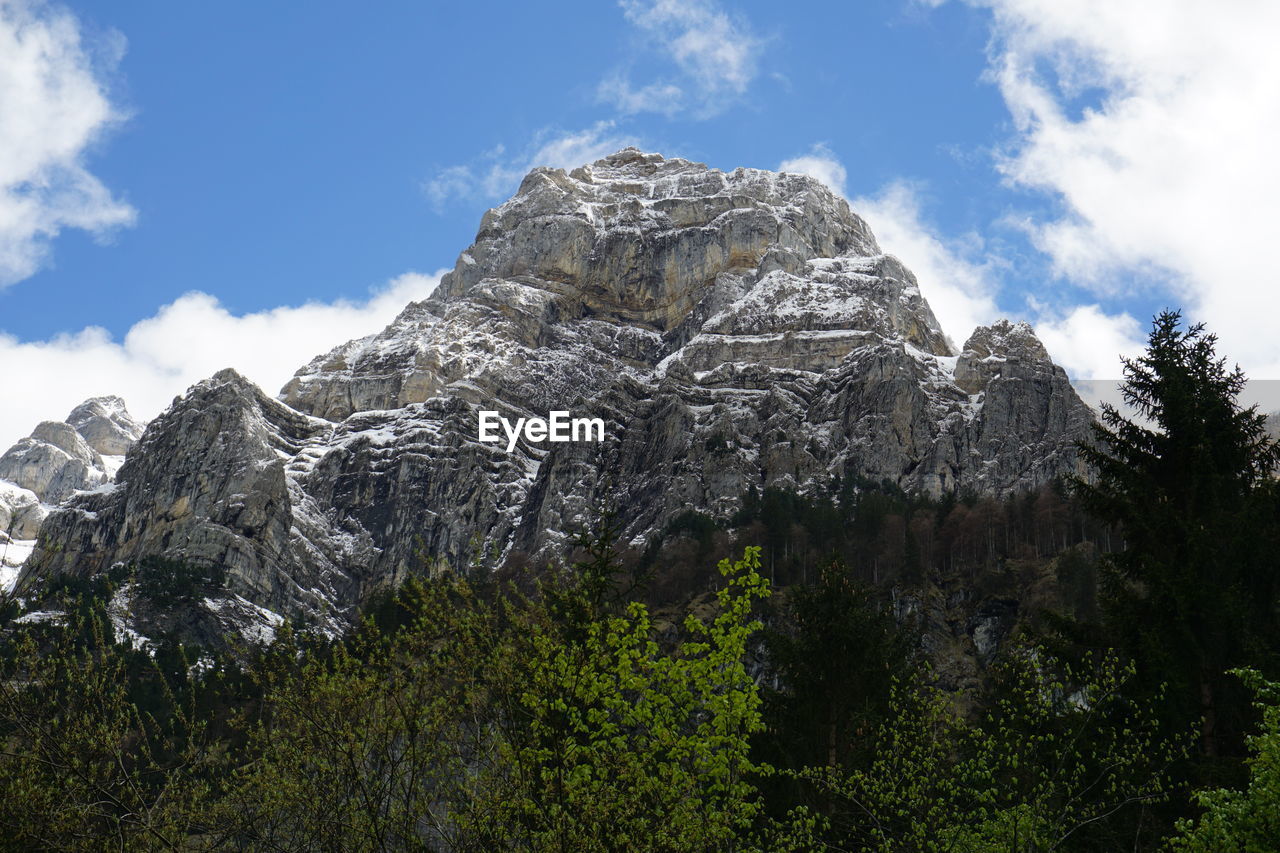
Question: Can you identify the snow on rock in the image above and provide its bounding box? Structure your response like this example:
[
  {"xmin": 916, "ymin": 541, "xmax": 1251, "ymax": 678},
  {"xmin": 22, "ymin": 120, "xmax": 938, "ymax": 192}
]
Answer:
[
  {"xmin": 0, "ymin": 397, "xmax": 145, "ymax": 579},
  {"xmin": 22, "ymin": 150, "xmax": 1095, "ymax": 634},
  {"xmin": 0, "ymin": 480, "xmax": 46, "ymax": 541},
  {"xmin": 202, "ymin": 595, "xmax": 286, "ymax": 646},
  {"xmin": 66, "ymin": 396, "xmax": 145, "ymax": 456},
  {"xmin": 107, "ymin": 583, "xmax": 154, "ymax": 652},
  {"xmin": 13, "ymin": 610, "xmax": 64, "ymax": 625}
]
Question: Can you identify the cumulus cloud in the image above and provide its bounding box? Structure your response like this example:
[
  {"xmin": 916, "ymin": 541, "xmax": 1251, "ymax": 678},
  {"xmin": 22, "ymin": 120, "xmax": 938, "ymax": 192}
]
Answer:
[
  {"xmin": 781, "ymin": 145, "xmax": 1001, "ymax": 348},
  {"xmin": 602, "ymin": 0, "xmax": 762, "ymax": 117},
  {"xmin": 0, "ymin": 0, "xmax": 134, "ymax": 287},
  {"xmin": 852, "ymin": 183, "xmax": 1004, "ymax": 349},
  {"xmin": 425, "ymin": 122, "xmax": 638, "ymax": 209},
  {"xmin": 778, "ymin": 143, "xmax": 849, "ymax": 198},
  {"xmin": 942, "ymin": 0, "xmax": 1280, "ymax": 377},
  {"xmin": 1031, "ymin": 303, "xmax": 1144, "ymax": 380},
  {"xmin": 0, "ymin": 272, "xmax": 444, "ymax": 451}
]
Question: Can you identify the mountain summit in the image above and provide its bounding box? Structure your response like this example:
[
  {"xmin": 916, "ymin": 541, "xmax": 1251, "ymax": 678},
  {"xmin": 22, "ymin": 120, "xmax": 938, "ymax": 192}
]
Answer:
[{"xmin": 20, "ymin": 150, "xmax": 1093, "ymax": 631}]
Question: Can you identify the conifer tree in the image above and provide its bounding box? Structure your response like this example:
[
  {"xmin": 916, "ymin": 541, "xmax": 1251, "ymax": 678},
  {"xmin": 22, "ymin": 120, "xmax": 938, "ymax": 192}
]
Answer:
[{"xmin": 1073, "ymin": 310, "xmax": 1280, "ymax": 758}]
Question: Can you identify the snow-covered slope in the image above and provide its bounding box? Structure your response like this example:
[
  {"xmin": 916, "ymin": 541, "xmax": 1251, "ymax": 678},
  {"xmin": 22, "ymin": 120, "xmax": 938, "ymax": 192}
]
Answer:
[
  {"xmin": 0, "ymin": 396, "xmax": 144, "ymax": 591},
  {"xmin": 21, "ymin": 150, "xmax": 1094, "ymax": 626}
]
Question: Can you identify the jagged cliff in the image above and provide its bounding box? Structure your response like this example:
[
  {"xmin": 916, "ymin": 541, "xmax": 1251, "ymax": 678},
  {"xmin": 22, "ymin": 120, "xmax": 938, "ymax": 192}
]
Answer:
[
  {"xmin": 19, "ymin": 150, "xmax": 1094, "ymax": 628},
  {"xmin": 1, "ymin": 397, "xmax": 143, "ymax": 582}
]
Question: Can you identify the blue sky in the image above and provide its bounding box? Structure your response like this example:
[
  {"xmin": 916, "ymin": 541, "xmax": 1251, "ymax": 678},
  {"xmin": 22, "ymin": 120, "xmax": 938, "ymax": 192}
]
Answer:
[{"xmin": 1, "ymin": 0, "xmax": 1277, "ymax": 447}]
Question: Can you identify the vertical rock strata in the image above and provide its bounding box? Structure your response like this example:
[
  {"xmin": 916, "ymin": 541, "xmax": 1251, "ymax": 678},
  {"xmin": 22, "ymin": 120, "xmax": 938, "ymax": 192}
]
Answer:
[{"xmin": 22, "ymin": 150, "xmax": 1094, "ymax": 624}]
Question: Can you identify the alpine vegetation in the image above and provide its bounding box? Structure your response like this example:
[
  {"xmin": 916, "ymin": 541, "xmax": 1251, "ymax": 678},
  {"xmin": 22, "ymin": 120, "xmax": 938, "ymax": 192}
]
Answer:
[{"xmin": 1, "ymin": 150, "xmax": 1278, "ymax": 850}]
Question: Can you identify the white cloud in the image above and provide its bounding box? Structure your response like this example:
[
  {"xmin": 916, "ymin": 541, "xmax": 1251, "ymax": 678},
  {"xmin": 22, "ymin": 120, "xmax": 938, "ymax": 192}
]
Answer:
[
  {"xmin": 0, "ymin": 0, "xmax": 134, "ymax": 287},
  {"xmin": 603, "ymin": 0, "xmax": 762, "ymax": 117},
  {"xmin": 778, "ymin": 143, "xmax": 849, "ymax": 198},
  {"xmin": 425, "ymin": 122, "xmax": 638, "ymax": 209},
  {"xmin": 944, "ymin": 0, "xmax": 1280, "ymax": 377},
  {"xmin": 597, "ymin": 76, "xmax": 686, "ymax": 118},
  {"xmin": 1031, "ymin": 303, "xmax": 1144, "ymax": 379},
  {"xmin": 0, "ymin": 272, "xmax": 443, "ymax": 451},
  {"xmin": 853, "ymin": 182, "xmax": 1003, "ymax": 349},
  {"xmin": 781, "ymin": 145, "xmax": 1002, "ymax": 348}
]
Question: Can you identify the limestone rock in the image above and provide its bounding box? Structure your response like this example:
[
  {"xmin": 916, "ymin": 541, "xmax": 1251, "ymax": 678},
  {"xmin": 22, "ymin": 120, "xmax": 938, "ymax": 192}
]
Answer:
[
  {"xmin": 0, "ymin": 421, "xmax": 106, "ymax": 504},
  {"xmin": 0, "ymin": 481, "xmax": 45, "ymax": 541},
  {"xmin": 67, "ymin": 396, "xmax": 146, "ymax": 456},
  {"xmin": 0, "ymin": 396, "xmax": 145, "ymax": 587},
  {"xmin": 23, "ymin": 150, "xmax": 1096, "ymax": 629}
]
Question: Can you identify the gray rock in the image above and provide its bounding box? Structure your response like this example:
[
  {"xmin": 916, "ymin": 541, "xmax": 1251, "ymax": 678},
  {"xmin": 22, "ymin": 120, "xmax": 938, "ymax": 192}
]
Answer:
[
  {"xmin": 0, "ymin": 396, "xmax": 145, "ymax": 506},
  {"xmin": 0, "ymin": 396, "xmax": 145, "ymax": 568},
  {"xmin": 23, "ymin": 150, "xmax": 1096, "ymax": 629},
  {"xmin": 66, "ymin": 396, "xmax": 145, "ymax": 456},
  {"xmin": 0, "ymin": 482, "xmax": 45, "ymax": 541},
  {"xmin": 0, "ymin": 421, "xmax": 106, "ymax": 503}
]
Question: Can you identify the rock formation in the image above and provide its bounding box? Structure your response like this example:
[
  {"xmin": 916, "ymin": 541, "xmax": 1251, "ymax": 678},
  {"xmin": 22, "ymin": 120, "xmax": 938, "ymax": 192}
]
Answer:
[
  {"xmin": 20, "ymin": 150, "xmax": 1095, "ymax": 629},
  {"xmin": 0, "ymin": 396, "xmax": 144, "ymax": 581}
]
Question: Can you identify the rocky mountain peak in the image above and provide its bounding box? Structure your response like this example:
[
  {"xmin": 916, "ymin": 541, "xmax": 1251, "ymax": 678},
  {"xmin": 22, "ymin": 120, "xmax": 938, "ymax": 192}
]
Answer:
[
  {"xmin": 23, "ymin": 151, "xmax": 1096, "ymax": 634},
  {"xmin": 954, "ymin": 320, "xmax": 1058, "ymax": 395},
  {"xmin": 66, "ymin": 395, "xmax": 146, "ymax": 456},
  {"xmin": 428, "ymin": 148, "xmax": 886, "ymax": 333},
  {"xmin": 1, "ymin": 396, "xmax": 144, "ymax": 581},
  {"xmin": 283, "ymin": 149, "xmax": 950, "ymax": 422},
  {"xmin": 961, "ymin": 320, "xmax": 1049, "ymax": 362}
]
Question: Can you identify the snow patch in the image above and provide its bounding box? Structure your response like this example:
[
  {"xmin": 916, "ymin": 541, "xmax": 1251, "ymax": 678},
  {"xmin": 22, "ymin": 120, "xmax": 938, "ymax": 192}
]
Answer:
[{"xmin": 14, "ymin": 610, "xmax": 64, "ymax": 625}]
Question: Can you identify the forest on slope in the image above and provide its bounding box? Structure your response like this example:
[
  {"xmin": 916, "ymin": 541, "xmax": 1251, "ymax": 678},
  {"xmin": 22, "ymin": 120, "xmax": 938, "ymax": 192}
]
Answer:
[{"xmin": 1, "ymin": 311, "xmax": 1278, "ymax": 851}]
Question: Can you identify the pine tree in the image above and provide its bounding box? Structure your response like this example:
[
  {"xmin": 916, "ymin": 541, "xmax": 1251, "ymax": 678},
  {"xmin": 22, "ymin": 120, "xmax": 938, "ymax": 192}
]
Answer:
[{"xmin": 1073, "ymin": 310, "xmax": 1280, "ymax": 758}]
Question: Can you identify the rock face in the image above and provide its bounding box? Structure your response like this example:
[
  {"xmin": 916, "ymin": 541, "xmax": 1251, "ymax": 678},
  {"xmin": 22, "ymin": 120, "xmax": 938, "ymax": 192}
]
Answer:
[
  {"xmin": 0, "ymin": 421, "xmax": 108, "ymax": 505},
  {"xmin": 0, "ymin": 397, "xmax": 144, "ymax": 580},
  {"xmin": 66, "ymin": 396, "xmax": 145, "ymax": 456},
  {"xmin": 0, "ymin": 481, "xmax": 44, "ymax": 542},
  {"xmin": 0, "ymin": 396, "xmax": 141, "ymax": 507},
  {"xmin": 22, "ymin": 150, "xmax": 1095, "ymax": 626}
]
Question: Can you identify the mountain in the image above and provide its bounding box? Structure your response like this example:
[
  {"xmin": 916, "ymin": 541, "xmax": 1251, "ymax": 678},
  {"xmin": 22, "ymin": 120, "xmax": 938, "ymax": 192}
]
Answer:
[
  {"xmin": 17, "ymin": 149, "xmax": 1094, "ymax": 633},
  {"xmin": 0, "ymin": 396, "xmax": 143, "ymax": 585}
]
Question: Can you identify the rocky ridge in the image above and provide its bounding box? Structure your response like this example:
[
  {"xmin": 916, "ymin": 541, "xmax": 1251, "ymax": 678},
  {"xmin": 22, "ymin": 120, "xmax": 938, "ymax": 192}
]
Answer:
[
  {"xmin": 1, "ymin": 397, "xmax": 143, "ymax": 585},
  {"xmin": 20, "ymin": 150, "xmax": 1096, "ymax": 631}
]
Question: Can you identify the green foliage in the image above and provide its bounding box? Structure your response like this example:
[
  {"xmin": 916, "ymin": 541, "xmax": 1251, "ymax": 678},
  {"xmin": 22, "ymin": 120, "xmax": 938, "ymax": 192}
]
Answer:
[
  {"xmin": 0, "ymin": 600, "xmax": 220, "ymax": 850},
  {"xmin": 464, "ymin": 547, "xmax": 776, "ymax": 850},
  {"xmin": 223, "ymin": 576, "xmax": 494, "ymax": 850},
  {"xmin": 1072, "ymin": 310, "xmax": 1280, "ymax": 758},
  {"xmin": 0, "ymin": 550, "xmax": 790, "ymax": 849},
  {"xmin": 803, "ymin": 646, "xmax": 1179, "ymax": 852},
  {"xmin": 135, "ymin": 556, "xmax": 227, "ymax": 606},
  {"xmin": 757, "ymin": 562, "xmax": 916, "ymax": 817},
  {"xmin": 1171, "ymin": 669, "xmax": 1280, "ymax": 851}
]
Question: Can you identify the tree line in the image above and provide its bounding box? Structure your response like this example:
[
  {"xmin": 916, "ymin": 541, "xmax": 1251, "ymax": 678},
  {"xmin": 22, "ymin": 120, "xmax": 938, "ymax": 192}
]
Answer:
[{"xmin": 0, "ymin": 309, "xmax": 1277, "ymax": 850}]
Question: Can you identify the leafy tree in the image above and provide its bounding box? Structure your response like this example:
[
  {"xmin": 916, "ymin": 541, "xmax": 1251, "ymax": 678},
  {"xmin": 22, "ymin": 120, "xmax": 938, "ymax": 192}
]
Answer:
[
  {"xmin": 222, "ymin": 576, "xmax": 496, "ymax": 851},
  {"xmin": 1171, "ymin": 669, "xmax": 1280, "ymax": 850},
  {"xmin": 217, "ymin": 547, "xmax": 807, "ymax": 851},
  {"xmin": 463, "ymin": 547, "xmax": 786, "ymax": 851},
  {"xmin": 1073, "ymin": 310, "xmax": 1280, "ymax": 758},
  {"xmin": 757, "ymin": 563, "xmax": 915, "ymax": 820},
  {"xmin": 0, "ymin": 599, "xmax": 218, "ymax": 850},
  {"xmin": 802, "ymin": 647, "xmax": 1178, "ymax": 852}
]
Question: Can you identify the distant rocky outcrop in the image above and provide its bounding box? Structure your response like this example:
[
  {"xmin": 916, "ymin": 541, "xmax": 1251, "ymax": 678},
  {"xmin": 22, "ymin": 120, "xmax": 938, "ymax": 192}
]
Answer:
[
  {"xmin": 0, "ymin": 397, "xmax": 143, "ymax": 580},
  {"xmin": 66, "ymin": 396, "xmax": 146, "ymax": 457},
  {"xmin": 21, "ymin": 150, "xmax": 1095, "ymax": 628}
]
